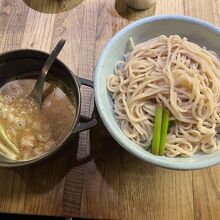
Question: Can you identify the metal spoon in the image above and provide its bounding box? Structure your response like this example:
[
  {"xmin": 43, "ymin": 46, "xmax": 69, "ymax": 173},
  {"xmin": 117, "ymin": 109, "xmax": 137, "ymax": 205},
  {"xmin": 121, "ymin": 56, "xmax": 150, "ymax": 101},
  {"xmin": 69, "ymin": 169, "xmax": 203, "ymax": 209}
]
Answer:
[{"xmin": 29, "ymin": 39, "xmax": 66, "ymax": 106}]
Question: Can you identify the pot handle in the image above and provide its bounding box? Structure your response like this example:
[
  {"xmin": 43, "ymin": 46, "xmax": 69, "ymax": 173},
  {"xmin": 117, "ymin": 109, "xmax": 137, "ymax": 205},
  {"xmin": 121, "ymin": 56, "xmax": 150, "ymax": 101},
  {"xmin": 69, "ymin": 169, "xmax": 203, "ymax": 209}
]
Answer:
[{"xmin": 72, "ymin": 77, "xmax": 97, "ymax": 134}]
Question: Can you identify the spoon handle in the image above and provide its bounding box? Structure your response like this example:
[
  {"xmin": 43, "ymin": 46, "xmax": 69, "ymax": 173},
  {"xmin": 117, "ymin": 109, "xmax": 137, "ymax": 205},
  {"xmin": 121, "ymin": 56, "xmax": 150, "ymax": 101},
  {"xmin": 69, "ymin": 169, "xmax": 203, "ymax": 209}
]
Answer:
[
  {"xmin": 29, "ymin": 39, "xmax": 66, "ymax": 106},
  {"xmin": 42, "ymin": 39, "xmax": 66, "ymax": 76}
]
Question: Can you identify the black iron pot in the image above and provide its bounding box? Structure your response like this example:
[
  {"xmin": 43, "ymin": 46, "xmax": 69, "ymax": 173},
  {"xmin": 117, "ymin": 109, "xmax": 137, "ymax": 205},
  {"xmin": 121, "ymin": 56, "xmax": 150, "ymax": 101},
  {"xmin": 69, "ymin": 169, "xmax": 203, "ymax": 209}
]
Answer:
[{"xmin": 0, "ymin": 49, "xmax": 97, "ymax": 167}]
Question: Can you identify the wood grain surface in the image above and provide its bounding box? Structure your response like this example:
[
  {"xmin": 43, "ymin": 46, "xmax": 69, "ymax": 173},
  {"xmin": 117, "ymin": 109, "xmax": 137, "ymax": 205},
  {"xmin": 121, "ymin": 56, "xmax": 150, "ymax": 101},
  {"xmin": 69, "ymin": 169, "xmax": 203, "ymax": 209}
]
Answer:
[{"xmin": 0, "ymin": 0, "xmax": 220, "ymax": 219}]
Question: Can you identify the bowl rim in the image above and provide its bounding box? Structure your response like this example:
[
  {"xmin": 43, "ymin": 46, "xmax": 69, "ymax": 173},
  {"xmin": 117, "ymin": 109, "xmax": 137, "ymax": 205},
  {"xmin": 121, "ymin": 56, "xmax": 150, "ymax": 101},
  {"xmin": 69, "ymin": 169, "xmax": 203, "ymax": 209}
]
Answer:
[{"xmin": 94, "ymin": 14, "xmax": 220, "ymax": 170}]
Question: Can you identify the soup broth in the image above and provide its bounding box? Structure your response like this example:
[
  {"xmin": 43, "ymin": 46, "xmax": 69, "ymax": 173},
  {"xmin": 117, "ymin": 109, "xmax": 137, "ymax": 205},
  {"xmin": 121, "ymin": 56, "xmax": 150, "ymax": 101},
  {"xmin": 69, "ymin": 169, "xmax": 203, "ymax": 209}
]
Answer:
[{"xmin": 0, "ymin": 79, "xmax": 76, "ymax": 160}]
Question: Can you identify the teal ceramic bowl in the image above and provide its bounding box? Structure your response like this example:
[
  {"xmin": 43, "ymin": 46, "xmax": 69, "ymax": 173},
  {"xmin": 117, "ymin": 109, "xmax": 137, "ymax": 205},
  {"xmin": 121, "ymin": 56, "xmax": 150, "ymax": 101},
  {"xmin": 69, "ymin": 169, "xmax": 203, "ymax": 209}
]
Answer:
[{"xmin": 94, "ymin": 15, "xmax": 220, "ymax": 170}]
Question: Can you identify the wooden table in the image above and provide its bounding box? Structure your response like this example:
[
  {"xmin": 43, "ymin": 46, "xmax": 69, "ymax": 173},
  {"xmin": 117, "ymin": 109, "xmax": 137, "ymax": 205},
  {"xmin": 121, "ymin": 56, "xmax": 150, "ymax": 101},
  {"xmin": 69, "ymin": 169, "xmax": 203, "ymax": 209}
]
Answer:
[{"xmin": 0, "ymin": 0, "xmax": 220, "ymax": 219}]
